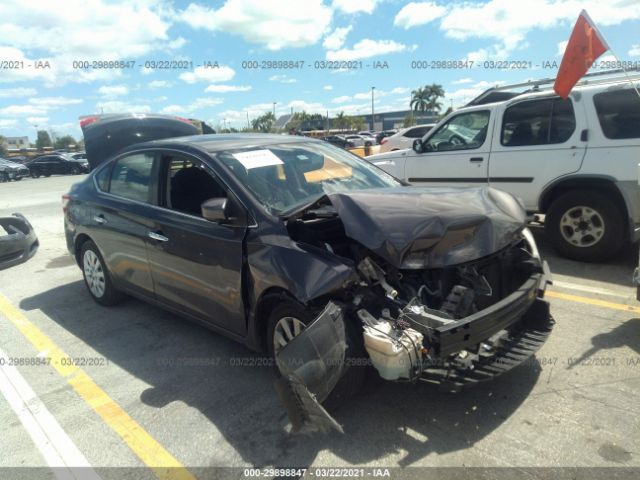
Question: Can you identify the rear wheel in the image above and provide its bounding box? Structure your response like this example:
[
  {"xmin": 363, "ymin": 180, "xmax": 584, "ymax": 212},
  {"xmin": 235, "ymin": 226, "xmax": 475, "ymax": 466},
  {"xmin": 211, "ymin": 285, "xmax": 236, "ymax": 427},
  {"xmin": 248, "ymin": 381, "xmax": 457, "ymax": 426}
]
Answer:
[
  {"xmin": 70, "ymin": 166, "xmax": 80, "ymax": 175},
  {"xmin": 546, "ymin": 190, "xmax": 624, "ymax": 261},
  {"xmin": 0, "ymin": 172, "xmax": 8, "ymax": 183},
  {"xmin": 267, "ymin": 300, "xmax": 366, "ymax": 408},
  {"xmin": 44, "ymin": 173, "xmax": 51, "ymax": 177},
  {"xmin": 80, "ymin": 240, "xmax": 124, "ymax": 306},
  {"xmin": 31, "ymin": 171, "xmax": 40, "ymax": 178}
]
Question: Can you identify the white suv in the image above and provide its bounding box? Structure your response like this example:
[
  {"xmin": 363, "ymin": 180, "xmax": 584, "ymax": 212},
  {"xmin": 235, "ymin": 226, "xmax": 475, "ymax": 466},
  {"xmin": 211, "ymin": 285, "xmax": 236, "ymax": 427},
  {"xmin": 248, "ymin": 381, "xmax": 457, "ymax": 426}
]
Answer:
[{"xmin": 369, "ymin": 71, "xmax": 640, "ymax": 261}]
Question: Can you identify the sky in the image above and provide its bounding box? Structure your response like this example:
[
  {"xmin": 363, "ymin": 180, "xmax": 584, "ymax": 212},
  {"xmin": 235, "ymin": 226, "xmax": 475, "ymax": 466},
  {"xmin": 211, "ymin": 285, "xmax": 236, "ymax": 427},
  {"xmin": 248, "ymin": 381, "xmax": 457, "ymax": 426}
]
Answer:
[{"xmin": 1, "ymin": 0, "xmax": 640, "ymax": 141}]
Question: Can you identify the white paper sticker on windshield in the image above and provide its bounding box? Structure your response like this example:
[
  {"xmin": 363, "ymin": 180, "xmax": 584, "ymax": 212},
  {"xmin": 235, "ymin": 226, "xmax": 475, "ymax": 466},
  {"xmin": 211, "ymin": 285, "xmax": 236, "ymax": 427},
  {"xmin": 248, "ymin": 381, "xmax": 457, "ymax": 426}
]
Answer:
[{"xmin": 232, "ymin": 149, "xmax": 283, "ymax": 169}]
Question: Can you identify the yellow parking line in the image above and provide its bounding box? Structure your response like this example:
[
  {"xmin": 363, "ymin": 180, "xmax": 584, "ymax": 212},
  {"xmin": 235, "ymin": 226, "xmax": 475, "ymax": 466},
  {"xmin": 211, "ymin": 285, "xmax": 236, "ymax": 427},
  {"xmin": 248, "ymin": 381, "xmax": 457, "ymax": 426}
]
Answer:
[
  {"xmin": 546, "ymin": 290, "xmax": 640, "ymax": 314},
  {"xmin": 0, "ymin": 293, "xmax": 195, "ymax": 480}
]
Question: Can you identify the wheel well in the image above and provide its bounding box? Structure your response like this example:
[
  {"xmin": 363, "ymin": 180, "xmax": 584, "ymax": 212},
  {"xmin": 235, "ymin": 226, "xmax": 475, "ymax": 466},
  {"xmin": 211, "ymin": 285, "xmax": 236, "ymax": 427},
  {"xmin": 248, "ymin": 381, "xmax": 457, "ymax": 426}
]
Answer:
[
  {"xmin": 254, "ymin": 287, "xmax": 299, "ymax": 351},
  {"xmin": 74, "ymin": 234, "xmax": 92, "ymax": 266},
  {"xmin": 540, "ymin": 178, "xmax": 629, "ymax": 228}
]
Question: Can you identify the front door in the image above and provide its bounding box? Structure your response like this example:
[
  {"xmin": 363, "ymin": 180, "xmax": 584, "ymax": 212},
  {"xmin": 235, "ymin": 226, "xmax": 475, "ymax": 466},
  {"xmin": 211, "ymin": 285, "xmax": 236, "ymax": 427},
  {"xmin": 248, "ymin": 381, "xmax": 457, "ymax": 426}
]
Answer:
[
  {"xmin": 403, "ymin": 108, "xmax": 493, "ymax": 188},
  {"xmin": 145, "ymin": 151, "xmax": 247, "ymax": 334}
]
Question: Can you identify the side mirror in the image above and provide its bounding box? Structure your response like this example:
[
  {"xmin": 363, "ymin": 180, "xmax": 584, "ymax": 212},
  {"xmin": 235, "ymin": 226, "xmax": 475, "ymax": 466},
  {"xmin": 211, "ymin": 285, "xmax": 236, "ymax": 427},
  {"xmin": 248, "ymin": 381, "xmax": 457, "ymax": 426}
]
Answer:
[
  {"xmin": 412, "ymin": 139, "xmax": 423, "ymax": 153},
  {"xmin": 201, "ymin": 197, "xmax": 228, "ymax": 222}
]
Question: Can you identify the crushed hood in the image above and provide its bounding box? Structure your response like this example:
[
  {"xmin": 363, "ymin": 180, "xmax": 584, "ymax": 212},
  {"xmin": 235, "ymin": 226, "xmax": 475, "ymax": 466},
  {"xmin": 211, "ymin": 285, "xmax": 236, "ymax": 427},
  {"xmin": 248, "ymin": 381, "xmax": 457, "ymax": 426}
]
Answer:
[{"xmin": 326, "ymin": 186, "xmax": 526, "ymax": 269}]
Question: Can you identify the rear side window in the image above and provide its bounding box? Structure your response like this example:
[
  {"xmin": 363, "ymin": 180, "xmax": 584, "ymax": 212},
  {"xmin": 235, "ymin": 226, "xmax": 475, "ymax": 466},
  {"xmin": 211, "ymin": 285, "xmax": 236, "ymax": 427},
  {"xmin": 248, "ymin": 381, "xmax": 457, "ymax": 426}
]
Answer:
[
  {"xmin": 94, "ymin": 165, "xmax": 111, "ymax": 191},
  {"xmin": 109, "ymin": 153, "xmax": 154, "ymax": 202},
  {"xmin": 405, "ymin": 126, "xmax": 433, "ymax": 138},
  {"xmin": 501, "ymin": 98, "xmax": 576, "ymax": 146},
  {"xmin": 593, "ymin": 89, "xmax": 640, "ymax": 139}
]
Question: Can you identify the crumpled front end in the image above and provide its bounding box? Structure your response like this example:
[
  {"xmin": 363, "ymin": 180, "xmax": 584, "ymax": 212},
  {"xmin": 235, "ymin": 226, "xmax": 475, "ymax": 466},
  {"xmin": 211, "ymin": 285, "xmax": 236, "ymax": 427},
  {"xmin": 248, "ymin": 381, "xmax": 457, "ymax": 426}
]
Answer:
[{"xmin": 275, "ymin": 187, "xmax": 554, "ymax": 433}]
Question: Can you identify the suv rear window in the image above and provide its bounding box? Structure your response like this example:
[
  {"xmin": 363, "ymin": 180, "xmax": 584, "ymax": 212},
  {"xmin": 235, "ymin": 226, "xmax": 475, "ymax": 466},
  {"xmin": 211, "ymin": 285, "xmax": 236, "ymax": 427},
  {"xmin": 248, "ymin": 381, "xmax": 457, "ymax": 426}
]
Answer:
[
  {"xmin": 501, "ymin": 98, "xmax": 576, "ymax": 146},
  {"xmin": 109, "ymin": 153, "xmax": 154, "ymax": 202},
  {"xmin": 593, "ymin": 89, "xmax": 640, "ymax": 139}
]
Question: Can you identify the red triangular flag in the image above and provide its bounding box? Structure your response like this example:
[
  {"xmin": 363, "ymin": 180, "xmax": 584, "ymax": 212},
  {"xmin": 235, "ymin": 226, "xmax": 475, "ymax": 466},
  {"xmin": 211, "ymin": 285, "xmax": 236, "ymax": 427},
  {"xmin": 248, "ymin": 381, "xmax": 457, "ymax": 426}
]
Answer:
[{"xmin": 554, "ymin": 10, "xmax": 609, "ymax": 99}]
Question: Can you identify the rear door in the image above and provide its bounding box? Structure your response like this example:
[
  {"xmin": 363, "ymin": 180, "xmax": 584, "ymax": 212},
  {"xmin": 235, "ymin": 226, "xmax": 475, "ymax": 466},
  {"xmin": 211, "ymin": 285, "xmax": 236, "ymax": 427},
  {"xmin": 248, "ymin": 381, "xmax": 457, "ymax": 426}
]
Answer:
[
  {"xmin": 403, "ymin": 108, "xmax": 493, "ymax": 187},
  {"xmin": 89, "ymin": 152, "xmax": 157, "ymax": 298},
  {"xmin": 488, "ymin": 96, "xmax": 587, "ymax": 210},
  {"xmin": 144, "ymin": 150, "xmax": 247, "ymax": 335}
]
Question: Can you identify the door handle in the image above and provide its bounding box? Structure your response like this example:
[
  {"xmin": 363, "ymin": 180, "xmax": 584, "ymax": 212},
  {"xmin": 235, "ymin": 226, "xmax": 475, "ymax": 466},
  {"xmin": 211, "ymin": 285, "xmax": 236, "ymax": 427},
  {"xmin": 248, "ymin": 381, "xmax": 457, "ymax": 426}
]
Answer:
[
  {"xmin": 148, "ymin": 231, "xmax": 169, "ymax": 242},
  {"xmin": 93, "ymin": 215, "xmax": 107, "ymax": 224},
  {"xmin": 469, "ymin": 157, "xmax": 484, "ymax": 163}
]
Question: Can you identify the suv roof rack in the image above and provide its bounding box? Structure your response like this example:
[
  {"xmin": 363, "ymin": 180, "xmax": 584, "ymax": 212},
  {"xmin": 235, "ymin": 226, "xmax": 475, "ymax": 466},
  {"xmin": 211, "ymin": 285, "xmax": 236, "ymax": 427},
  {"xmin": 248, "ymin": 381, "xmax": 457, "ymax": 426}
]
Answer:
[{"xmin": 466, "ymin": 68, "xmax": 640, "ymax": 106}]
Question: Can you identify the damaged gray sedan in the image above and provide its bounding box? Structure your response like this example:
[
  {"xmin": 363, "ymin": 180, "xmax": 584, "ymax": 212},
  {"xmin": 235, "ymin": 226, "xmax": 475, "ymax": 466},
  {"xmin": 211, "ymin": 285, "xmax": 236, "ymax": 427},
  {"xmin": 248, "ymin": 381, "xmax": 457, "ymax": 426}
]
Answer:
[{"xmin": 64, "ymin": 118, "xmax": 553, "ymax": 434}]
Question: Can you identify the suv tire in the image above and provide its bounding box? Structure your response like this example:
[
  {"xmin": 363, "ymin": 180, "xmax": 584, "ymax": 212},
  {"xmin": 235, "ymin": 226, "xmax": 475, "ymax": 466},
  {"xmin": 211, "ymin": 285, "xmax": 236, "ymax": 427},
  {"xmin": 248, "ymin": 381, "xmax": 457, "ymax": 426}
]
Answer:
[{"xmin": 546, "ymin": 190, "xmax": 624, "ymax": 261}]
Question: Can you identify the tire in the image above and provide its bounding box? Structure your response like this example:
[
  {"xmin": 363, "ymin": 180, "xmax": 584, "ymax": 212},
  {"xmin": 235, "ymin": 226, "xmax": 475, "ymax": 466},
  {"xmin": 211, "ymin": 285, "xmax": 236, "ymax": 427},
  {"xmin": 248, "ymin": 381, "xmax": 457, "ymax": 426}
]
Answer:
[
  {"xmin": 267, "ymin": 299, "xmax": 366, "ymax": 409},
  {"xmin": 44, "ymin": 173, "xmax": 51, "ymax": 177},
  {"xmin": 546, "ymin": 190, "xmax": 624, "ymax": 261},
  {"xmin": 0, "ymin": 172, "xmax": 8, "ymax": 183},
  {"xmin": 80, "ymin": 240, "xmax": 124, "ymax": 306},
  {"xmin": 70, "ymin": 166, "xmax": 80, "ymax": 175},
  {"xmin": 31, "ymin": 171, "xmax": 40, "ymax": 179},
  {"xmin": 14, "ymin": 176, "xmax": 22, "ymax": 181}
]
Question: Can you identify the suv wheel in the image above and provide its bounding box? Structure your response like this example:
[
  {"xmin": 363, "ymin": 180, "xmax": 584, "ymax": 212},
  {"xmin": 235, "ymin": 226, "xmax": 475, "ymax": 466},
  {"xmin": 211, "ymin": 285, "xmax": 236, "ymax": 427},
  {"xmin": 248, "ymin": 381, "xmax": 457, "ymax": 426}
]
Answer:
[
  {"xmin": 31, "ymin": 171, "xmax": 40, "ymax": 178},
  {"xmin": 80, "ymin": 240, "xmax": 124, "ymax": 305},
  {"xmin": 70, "ymin": 166, "xmax": 80, "ymax": 175},
  {"xmin": 0, "ymin": 172, "xmax": 8, "ymax": 183},
  {"xmin": 546, "ymin": 190, "xmax": 623, "ymax": 261},
  {"xmin": 267, "ymin": 300, "xmax": 366, "ymax": 408}
]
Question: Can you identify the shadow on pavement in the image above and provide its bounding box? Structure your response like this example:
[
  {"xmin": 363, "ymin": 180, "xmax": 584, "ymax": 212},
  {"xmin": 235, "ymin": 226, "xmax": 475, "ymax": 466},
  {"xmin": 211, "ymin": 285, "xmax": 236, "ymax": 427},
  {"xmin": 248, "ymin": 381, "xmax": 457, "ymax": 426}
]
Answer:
[
  {"xmin": 20, "ymin": 281, "xmax": 541, "ymax": 468},
  {"xmin": 567, "ymin": 318, "xmax": 640, "ymax": 369},
  {"xmin": 531, "ymin": 227, "xmax": 637, "ymax": 288}
]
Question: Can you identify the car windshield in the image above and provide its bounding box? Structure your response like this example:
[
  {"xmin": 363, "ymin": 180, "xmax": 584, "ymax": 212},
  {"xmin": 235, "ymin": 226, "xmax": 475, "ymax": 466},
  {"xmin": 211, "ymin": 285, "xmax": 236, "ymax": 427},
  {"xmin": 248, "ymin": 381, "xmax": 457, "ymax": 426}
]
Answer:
[{"xmin": 216, "ymin": 141, "xmax": 401, "ymax": 215}]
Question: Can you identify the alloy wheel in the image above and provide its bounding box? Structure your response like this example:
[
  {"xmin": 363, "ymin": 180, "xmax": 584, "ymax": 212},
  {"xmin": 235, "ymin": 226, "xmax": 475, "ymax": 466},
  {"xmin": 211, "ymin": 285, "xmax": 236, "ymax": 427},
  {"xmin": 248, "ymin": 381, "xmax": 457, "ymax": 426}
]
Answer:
[
  {"xmin": 559, "ymin": 205, "xmax": 605, "ymax": 248},
  {"xmin": 83, "ymin": 250, "xmax": 106, "ymax": 298},
  {"xmin": 273, "ymin": 316, "xmax": 306, "ymax": 354}
]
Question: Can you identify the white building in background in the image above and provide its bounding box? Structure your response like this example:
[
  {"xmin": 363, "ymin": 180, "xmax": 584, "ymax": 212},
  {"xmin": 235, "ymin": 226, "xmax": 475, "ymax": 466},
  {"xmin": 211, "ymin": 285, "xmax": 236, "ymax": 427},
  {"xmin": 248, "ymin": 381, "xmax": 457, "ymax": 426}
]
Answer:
[{"xmin": 2, "ymin": 136, "xmax": 30, "ymax": 150}]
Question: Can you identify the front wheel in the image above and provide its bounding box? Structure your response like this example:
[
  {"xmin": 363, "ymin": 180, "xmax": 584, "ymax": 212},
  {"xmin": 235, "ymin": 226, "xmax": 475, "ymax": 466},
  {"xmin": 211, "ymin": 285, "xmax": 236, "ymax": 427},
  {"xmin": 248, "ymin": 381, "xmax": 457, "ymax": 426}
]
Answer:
[
  {"xmin": 0, "ymin": 172, "xmax": 8, "ymax": 183},
  {"xmin": 267, "ymin": 300, "xmax": 366, "ymax": 409},
  {"xmin": 80, "ymin": 240, "xmax": 124, "ymax": 306},
  {"xmin": 31, "ymin": 171, "xmax": 40, "ymax": 178},
  {"xmin": 546, "ymin": 190, "xmax": 624, "ymax": 261}
]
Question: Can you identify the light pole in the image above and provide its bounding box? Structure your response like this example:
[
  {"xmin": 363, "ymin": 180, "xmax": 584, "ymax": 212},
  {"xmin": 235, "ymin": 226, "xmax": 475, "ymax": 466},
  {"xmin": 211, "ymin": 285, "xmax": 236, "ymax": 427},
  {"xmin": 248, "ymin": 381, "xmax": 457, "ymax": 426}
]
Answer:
[
  {"xmin": 272, "ymin": 102, "xmax": 276, "ymax": 118},
  {"xmin": 371, "ymin": 86, "xmax": 375, "ymax": 132}
]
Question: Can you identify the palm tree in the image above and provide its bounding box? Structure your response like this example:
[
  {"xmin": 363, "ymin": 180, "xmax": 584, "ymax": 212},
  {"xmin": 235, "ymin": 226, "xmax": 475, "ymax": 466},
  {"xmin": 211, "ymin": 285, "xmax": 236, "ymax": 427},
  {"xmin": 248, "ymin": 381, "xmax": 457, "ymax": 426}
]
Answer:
[
  {"xmin": 334, "ymin": 111, "xmax": 348, "ymax": 130},
  {"xmin": 410, "ymin": 87, "xmax": 430, "ymax": 112},
  {"xmin": 410, "ymin": 84, "xmax": 445, "ymax": 114}
]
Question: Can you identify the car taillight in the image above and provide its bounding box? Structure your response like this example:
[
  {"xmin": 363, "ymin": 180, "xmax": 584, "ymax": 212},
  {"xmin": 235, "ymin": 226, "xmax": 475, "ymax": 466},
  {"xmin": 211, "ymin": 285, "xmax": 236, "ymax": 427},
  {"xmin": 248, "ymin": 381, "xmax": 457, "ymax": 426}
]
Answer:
[
  {"xmin": 62, "ymin": 194, "xmax": 70, "ymax": 212},
  {"xmin": 380, "ymin": 138, "xmax": 388, "ymax": 145},
  {"xmin": 79, "ymin": 116, "xmax": 99, "ymax": 128},
  {"xmin": 175, "ymin": 116, "xmax": 193, "ymax": 125}
]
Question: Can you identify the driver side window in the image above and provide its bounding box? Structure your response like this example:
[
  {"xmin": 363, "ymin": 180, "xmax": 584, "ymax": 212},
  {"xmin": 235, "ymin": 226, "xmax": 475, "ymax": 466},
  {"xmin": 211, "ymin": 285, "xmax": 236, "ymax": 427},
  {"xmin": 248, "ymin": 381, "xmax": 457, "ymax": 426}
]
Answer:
[{"xmin": 424, "ymin": 111, "xmax": 490, "ymax": 152}]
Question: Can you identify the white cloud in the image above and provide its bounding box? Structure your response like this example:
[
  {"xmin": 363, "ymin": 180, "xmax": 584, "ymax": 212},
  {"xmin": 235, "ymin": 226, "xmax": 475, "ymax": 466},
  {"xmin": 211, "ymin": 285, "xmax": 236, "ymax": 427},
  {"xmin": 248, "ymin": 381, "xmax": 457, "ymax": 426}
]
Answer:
[
  {"xmin": 0, "ymin": 119, "xmax": 18, "ymax": 128},
  {"xmin": 204, "ymin": 85, "xmax": 252, "ymax": 93},
  {"xmin": 326, "ymin": 39, "xmax": 413, "ymax": 60},
  {"xmin": 332, "ymin": 0, "xmax": 380, "ymax": 14},
  {"xmin": 269, "ymin": 75, "xmax": 297, "ymax": 84},
  {"xmin": 629, "ymin": 45, "xmax": 640, "ymax": 57},
  {"xmin": 148, "ymin": 80, "xmax": 173, "ymax": 88},
  {"xmin": 452, "ymin": 78, "xmax": 473, "ymax": 85},
  {"xmin": 390, "ymin": 87, "xmax": 410, "ymax": 94},
  {"xmin": 444, "ymin": 80, "xmax": 507, "ymax": 108},
  {"xmin": 26, "ymin": 116, "xmax": 49, "ymax": 125},
  {"xmin": 28, "ymin": 97, "xmax": 83, "ymax": 106},
  {"xmin": 160, "ymin": 97, "xmax": 224, "ymax": 115},
  {"xmin": 178, "ymin": 1, "xmax": 333, "ymax": 50},
  {"xmin": 394, "ymin": 2, "xmax": 448, "ymax": 29},
  {"xmin": 0, "ymin": 87, "xmax": 37, "ymax": 98},
  {"xmin": 557, "ymin": 40, "xmax": 569, "ymax": 57},
  {"xmin": 323, "ymin": 85, "xmax": 333, "ymax": 90},
  {"xmin": 0, "ymin": 105, "xmax": 48, "ymax": 116},
  {"xmin": 179, "ymin": 66, "xmax": 236, "ymax": 84},
  {"xmin": 98, "ymin": 85, "xmax": 129, "ymax": 97},
  {"xmin": 96, "ymin": 101, "xmax": 152, "ymax": 114},
  {"xmin": 323, "ymin": 26, "xmax": 352, "ymax": 50},
  {"xmin": 0, "ymin": 0, "xmax": 181, "ymax": 85},
  {"xmin": 331, "ymin": 95, "xmax": 351, "ymax": 104}
]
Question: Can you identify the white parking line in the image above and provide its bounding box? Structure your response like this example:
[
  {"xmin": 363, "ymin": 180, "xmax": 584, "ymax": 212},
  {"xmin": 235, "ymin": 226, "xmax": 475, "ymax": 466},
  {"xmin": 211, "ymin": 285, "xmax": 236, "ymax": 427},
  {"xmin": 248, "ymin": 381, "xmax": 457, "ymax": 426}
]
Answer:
[
  {"xmin": 0, "ymin": 349, "xmax": 100, "ymax": 480},
  {"xmin": 552, "ymin": 280, "xmax": 631, "ymax": 299}
]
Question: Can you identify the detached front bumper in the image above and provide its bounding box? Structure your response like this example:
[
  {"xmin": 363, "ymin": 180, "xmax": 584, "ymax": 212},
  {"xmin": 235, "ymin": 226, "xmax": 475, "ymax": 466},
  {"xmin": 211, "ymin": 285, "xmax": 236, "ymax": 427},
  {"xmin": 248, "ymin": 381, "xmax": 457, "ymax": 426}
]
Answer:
[{"xmin": 0, "ymin": 214, "xmax": 39, "ymax": 270}]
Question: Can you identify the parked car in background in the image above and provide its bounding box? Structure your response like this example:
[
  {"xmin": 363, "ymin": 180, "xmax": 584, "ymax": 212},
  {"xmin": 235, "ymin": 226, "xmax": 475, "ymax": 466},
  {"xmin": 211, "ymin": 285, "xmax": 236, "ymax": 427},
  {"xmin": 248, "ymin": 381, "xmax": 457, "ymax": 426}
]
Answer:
[
  {"xmin": 379, "ymin": 124, "xmax": 436, "ymax": 153},
  {"xmin": 376, "ymin": 129, "xmax": 398, "ymax": 144},
  {"xmin": 358, "ymin": 131, "xmax": 378, "ymax": 145},
  {"xmin": 8, "ymin": 155, "xmax": 29, "ymax": 164},
  {"xmin": 321, "ymin": 135, "xmax": 357, "ymax": 149},
  {"xmin": 369, "ymin": 71, "xmax": 640, "ymax": 261},
  {"xmin": 345, "ymin": 134, "xmax": 370, "ymax": 147},
  {"xmin": 0, "ymin": 158, "xmax": 30, "ymax": 182},
  {"xmin": 71, "ymin": 152, "xmax": 87, "ymax": 161},
  {"xmin": 65, "ymin": 113, "xmax": 552, "ymax": 432},
  {"xmin": 27, "ymin": 154, "xmax": 89, "ymax": 178}
]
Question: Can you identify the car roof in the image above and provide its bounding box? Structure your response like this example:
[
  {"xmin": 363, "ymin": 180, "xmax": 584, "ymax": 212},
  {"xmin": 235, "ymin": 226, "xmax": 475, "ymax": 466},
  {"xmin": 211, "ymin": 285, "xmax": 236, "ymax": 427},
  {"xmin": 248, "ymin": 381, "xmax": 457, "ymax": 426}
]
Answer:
[{"xmin": 130, "ymin": 133, "xmax": 317, "ymax": 153}]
